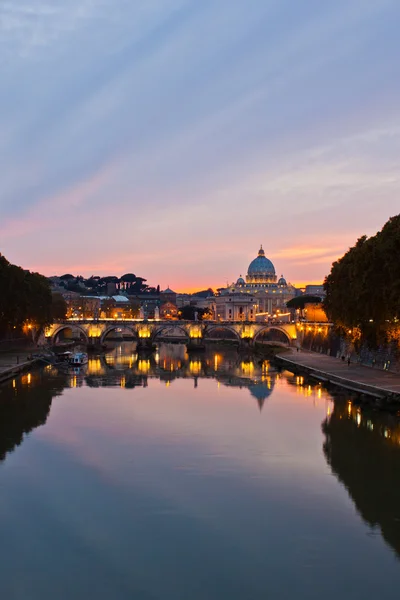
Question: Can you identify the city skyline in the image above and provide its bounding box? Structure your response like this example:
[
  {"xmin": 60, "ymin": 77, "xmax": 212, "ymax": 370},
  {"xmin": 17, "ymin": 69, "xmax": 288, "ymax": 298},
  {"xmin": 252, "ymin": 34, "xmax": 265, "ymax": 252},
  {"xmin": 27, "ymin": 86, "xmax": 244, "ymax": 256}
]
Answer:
[{"xmin": 1, "ymin": 1, "xmax": 399, "ymax": 290}]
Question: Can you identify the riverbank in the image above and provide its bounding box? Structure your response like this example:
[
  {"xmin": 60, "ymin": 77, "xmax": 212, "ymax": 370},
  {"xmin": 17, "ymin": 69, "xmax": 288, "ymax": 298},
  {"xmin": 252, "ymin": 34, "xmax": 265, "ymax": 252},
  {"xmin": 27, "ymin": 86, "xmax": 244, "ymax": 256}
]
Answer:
[
  {"xmin": 0, "ymin": 350, "xmax": 42, "ymax": 384},
  {"xmin": 275, "ymin": 349, "xmax": 400, "ymax": 406}
]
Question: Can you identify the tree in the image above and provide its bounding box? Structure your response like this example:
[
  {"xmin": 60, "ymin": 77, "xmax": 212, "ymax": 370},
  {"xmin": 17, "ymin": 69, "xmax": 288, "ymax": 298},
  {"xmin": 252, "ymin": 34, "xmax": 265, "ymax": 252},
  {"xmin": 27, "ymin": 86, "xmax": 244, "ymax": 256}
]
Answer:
[
  {"xmin": 0, "ymin": 254, "xmax": 53, "ymax": 341},
  {"xmin": 25, "ymin": 271, "xmax": 53, "ymax": 332},
  {"xmin": 121, "ymin": 273, "xmax": 136, "ymax": 282},
  {"xmin": 286, "ymin": 295, "xmax": 322, "ymax": 310},
  {"xmin": 179, "ymin": 306, "xmax": 207, "ymax": 320},
  {"xmin": 324, "ymin": 215, "xmax": 400, "ymax": 347},
  {"xmin": 192, "ymin": 288, "xmax": 214, "ymax": 298},
  {"xmin": 51, "ymin": 293, "xmax": 68, "ymax": 320}
]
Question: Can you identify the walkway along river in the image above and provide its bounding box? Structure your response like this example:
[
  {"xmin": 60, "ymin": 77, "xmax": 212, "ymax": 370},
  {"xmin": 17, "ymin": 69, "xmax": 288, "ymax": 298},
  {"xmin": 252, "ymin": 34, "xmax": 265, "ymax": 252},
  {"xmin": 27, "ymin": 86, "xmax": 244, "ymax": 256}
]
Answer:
[{"xmin": 276, "ymin": 348, "xmax": 400, "ymax": 404}]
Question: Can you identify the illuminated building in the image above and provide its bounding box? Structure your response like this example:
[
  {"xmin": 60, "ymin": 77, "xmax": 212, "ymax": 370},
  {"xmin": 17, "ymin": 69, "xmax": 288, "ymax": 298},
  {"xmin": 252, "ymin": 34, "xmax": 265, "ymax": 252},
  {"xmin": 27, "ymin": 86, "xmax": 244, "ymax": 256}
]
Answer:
[
  {"xmin": 160, "ymin": 301, "xmax": 178, "ymax": 319},
  {"xmin": 215, "ymin": 293, "xmax": 257, "ymax": 321},
  {"xmin": 159, "ymin": 287, "xmax": 178, "ymax": 319},
  {"xmin": 217, "ymin": 245, "xmax": 297, "ymax": 320}
]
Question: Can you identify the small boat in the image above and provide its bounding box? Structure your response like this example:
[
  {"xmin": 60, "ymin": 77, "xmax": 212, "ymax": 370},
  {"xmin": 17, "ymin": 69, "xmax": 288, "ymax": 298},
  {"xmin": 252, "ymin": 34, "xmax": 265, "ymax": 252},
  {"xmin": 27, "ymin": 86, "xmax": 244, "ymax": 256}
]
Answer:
[
  {"xmin": 55, "ymin": 351, "xmax": 73, "ymax": 364},
  {"xmin": 68, "ymin": 352, "xmax": 88, "ymax": 366}
]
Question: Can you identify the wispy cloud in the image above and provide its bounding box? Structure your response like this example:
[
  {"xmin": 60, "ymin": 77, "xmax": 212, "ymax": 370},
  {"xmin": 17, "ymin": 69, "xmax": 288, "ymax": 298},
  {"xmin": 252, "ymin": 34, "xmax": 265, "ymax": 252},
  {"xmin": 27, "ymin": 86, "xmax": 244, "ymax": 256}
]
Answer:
[{"xmin": 1, "ymin": 0, "xmax": 399, "ymax": 287}]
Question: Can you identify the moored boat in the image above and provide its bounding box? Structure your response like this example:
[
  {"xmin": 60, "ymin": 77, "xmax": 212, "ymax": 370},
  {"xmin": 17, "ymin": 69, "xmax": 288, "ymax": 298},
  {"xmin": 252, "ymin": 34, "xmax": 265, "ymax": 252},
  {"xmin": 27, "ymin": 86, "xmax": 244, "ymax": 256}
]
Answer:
[{"xmin": 68, "ymin": 352, "xmax": 88, "ymax": 366}]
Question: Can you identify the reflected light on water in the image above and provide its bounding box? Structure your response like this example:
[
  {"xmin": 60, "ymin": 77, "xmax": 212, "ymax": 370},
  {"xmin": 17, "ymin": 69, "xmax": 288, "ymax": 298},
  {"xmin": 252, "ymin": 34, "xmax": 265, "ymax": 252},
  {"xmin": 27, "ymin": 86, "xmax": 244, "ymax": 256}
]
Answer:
[{"xmin": 2, "ymin": 341, "xmax": 400, "ymax": 599}]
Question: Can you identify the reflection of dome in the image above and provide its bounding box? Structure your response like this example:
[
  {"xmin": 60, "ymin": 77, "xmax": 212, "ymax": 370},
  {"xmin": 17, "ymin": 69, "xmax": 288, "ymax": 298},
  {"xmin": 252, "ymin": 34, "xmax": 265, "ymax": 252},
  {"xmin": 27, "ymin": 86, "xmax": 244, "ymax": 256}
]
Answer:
[
  {"xmin": 247, "ymin": 245, "xmax": 276, "ymax": 280},
  {"xmin": 236, "ymin": 275, "xmax": 245, "ymax": 285},
  {"xmin": 278, "ymin": 275, "xmax": 287, "ymax": 285},
  {"xmin": 248, "ymin": 381, "xmax": 274, "ymax": 410}
]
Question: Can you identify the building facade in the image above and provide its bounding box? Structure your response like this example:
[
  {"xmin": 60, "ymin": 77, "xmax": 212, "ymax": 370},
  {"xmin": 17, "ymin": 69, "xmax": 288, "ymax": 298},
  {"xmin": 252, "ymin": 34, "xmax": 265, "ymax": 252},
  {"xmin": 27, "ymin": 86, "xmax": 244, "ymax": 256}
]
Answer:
[{"xmin": 216, "ymin": 245, "xmax": 297, "ymax": 321}]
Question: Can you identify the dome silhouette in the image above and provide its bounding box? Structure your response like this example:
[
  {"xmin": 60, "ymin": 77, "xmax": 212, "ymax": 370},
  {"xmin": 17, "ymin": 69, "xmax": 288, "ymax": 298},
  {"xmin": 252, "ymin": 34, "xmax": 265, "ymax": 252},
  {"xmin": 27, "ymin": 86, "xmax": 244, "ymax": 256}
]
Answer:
[{"xmin": 247, "ymin": 245, "xmax": 276, "ymax": 279}]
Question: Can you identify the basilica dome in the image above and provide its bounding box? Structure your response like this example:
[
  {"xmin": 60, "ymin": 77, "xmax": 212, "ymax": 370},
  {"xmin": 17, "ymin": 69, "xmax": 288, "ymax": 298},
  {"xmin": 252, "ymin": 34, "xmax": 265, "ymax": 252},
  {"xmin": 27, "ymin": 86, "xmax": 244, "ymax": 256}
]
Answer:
[{"xmin": 247, "ymin": 245, "xmax": 276, "ymax": 282}]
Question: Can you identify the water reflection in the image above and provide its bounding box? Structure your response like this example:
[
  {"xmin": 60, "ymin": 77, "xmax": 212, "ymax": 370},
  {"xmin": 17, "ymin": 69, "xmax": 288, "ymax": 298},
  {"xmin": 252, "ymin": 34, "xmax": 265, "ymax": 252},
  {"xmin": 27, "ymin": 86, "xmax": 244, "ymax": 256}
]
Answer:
[
  {"xmin": 83, "ymin": 343, "xmax": 278, "ymax": 410},
  {"xmin": 0, "ymin": 344, "xmax": 281, "ymax": 465},
  {"xmin": 2, "ymin": 342, "xmax": 400, "ymax": 598},
  {"xmin": 323, "ymin": 399, "xmax": 400, "ymax": 557},
  {"xmin": 0, "ymin": 368, "xmax": 66, "ymax": 462}
]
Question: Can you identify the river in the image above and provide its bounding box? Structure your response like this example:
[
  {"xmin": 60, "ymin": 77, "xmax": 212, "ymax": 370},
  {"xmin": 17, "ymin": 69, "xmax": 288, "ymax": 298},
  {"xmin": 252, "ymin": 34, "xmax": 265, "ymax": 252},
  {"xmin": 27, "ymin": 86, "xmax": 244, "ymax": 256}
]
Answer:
[{"xmin": 1, "ymin": 342, "xmax": 400, "ymax": 599}]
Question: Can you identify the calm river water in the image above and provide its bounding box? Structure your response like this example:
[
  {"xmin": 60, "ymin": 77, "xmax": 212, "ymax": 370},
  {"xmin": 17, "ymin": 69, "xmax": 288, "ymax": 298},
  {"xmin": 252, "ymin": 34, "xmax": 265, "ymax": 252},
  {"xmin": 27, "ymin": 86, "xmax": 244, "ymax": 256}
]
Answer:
[{"xmin": 1, "ymin": 342, "xmax": 400, "ymax": 599}]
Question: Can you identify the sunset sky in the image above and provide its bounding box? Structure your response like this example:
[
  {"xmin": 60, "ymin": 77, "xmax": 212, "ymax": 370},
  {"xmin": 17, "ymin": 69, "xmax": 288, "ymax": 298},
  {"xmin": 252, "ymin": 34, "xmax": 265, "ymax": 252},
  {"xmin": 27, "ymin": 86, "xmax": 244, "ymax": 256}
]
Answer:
[{"xmin": 1, "ymin": 1, "xmax": 399, "ymax": 291}]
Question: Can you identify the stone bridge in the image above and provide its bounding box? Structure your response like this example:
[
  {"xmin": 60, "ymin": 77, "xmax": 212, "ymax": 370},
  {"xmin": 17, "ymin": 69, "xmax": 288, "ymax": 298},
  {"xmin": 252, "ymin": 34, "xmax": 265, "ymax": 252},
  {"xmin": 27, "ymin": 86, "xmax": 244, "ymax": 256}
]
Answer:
[{"xmin": 45, "ymin": 319, "xmax": 300, "ymax": 346}]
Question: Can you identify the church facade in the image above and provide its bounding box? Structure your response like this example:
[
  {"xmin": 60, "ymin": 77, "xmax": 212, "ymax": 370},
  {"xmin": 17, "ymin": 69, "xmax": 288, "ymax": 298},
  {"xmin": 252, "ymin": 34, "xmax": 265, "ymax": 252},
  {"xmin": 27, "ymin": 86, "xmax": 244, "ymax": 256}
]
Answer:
[{"xmin": 215, "ymin": 245, "xmax": 297, "ymax": 321}]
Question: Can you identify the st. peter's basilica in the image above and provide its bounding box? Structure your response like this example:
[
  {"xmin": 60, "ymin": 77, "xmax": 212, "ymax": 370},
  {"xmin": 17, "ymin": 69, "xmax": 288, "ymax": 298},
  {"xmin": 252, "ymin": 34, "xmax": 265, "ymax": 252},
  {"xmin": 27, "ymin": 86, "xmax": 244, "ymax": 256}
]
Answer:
[{"xmin": 215, "ymin": 245, "xmax": 297, "ymax": 321}]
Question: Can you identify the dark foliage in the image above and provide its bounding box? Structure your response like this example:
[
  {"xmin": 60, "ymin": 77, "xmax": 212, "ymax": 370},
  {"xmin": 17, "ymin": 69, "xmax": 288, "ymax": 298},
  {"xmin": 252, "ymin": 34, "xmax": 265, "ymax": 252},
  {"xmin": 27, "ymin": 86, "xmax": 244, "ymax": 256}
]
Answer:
[
  {"xmin": 324, "ymin": 215, "xmax": 400, "ymax": 347},
  {"xmin": 286, "ymin": 295, "xmax": 322, "ymax": 310},
  {"xmin": 179, "ymin": 306, "xmax": 207, "ymax": 320},
  {"xmin": 0, "ymin": 254, "xmax": 53, "ymax": 338},
  {"xmin": 191, "ymin": 288, "xmax": 214, "ymax": 298},
  {"xmin": 51, "ymin": 292, "xmax": 68, "ymax": 320}
]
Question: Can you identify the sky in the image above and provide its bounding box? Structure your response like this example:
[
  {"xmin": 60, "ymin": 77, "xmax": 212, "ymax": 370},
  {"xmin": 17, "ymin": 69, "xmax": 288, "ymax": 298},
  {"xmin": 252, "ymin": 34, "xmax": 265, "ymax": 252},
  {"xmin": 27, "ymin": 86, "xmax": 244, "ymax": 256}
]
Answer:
[{"xmin": 0, "ymin": 0, "xmax": 399, "ymax": 291}]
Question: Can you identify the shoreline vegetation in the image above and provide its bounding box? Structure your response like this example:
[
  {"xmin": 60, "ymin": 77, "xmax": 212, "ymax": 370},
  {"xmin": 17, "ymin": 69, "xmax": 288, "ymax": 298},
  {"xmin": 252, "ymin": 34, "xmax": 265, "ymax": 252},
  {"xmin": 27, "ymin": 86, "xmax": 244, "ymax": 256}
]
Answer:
[{"xmin": 0, "ymin": 252, "xmax": 67, "ymax": 346}]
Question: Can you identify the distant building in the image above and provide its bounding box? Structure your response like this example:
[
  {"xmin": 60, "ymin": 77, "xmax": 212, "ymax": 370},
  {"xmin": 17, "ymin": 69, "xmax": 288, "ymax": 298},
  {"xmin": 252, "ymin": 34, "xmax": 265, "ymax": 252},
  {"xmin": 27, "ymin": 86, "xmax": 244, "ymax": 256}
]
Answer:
[
  {"xmin": 218, "ymin": 245, "xmax": 297, "ymax": 319},
  {"xmin": 176, "ymin": 293, "xmax": 191, "ymax": 308},
  {"xmin": 215, "ymin": 292, "xmax": 257, "ymax": 321},
  {"xmin": 160, "ymin": 287, "xmax": 177, "ymax": 305},
  {"xmin": 160, "ymin": 302, "xmax": 178, "ymax": 319},
  {"xmin": 305, "ymin": 284, "xmax": 325, "ymax": 298}
]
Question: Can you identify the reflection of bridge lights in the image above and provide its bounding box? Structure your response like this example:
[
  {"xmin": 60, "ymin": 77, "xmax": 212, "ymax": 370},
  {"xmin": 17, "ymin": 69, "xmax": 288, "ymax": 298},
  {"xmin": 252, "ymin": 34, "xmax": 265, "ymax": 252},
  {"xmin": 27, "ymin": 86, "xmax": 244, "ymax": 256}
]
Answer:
[
  {"xmin": 138, "ymin": 360, "xmax": 150, "ymax": 373},
  {"xmin": 88, "ymin": 359, "xmax": 103, "ymax": 374},
  {"xmin": 189, "ymin": 360, "xmax": 202, "ymax": 375},
  {"xmin": 120, "ymin": 376, "xmax": 126, "ymax": 388},
  {"xmin": 12, "ymin": 379, "xmax": 16, "ymax": 389},
  {"xmin": 356, "ymin": 410, "xmax": 361, "ymax": 426},
  {"xmin": 214, "ymin": 354, "xmax": 220, "ymax": 370},
  {"xmin": 241, "ymin": 361, "xmax": 255, "ymax": 375},
  {"xmin": 347, "ymin": 401, "xmax": 352, "ymax": 415}
]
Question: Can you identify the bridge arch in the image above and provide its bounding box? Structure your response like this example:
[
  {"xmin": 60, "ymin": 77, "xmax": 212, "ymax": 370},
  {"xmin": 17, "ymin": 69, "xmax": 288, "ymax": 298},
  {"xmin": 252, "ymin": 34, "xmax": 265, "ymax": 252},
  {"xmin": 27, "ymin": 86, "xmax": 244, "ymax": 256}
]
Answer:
[
  {"xmin": 254, "ymin": 326, "xmax": 293, "ymax": 346},
  {"xmin": 100, "ymin": 325, "xmax": 137, "ymax": 344},
  {"xmin": 151, "ymin": 324, "xmax": 190, "ymax": 342},
  {"xmin": 51, "ymin": 324, "xmax": 89, "ymax": 344},
  {"xmin": 203, "ymin": 325, "xmax": 241, "ymax": 342}
]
